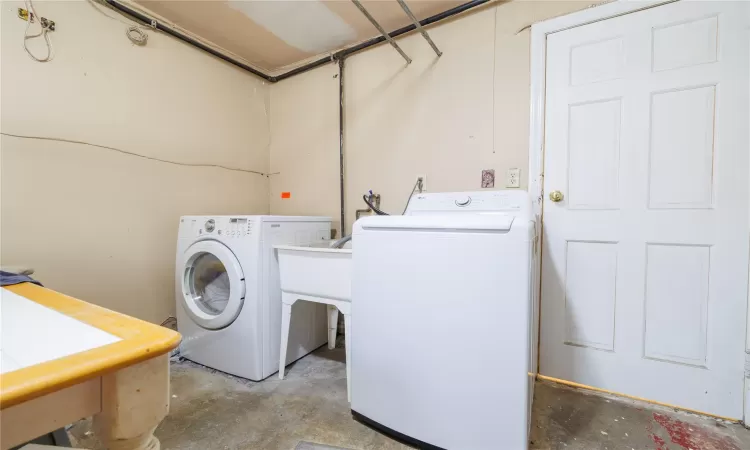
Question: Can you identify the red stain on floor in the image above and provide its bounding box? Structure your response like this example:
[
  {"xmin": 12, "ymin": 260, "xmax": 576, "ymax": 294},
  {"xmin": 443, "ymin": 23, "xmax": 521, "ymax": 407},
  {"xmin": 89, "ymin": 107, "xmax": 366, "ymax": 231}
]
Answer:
[
  {"xmin": 650, "ymin": 433, "xmax": 667, "ymax": 450},
  {"xmin": 646, "ymin": 421, "xmax": 667, "ymax": 449},
  {"xmin": 651, "ymin": 413, "xmax": 740, "ymax": 450}
]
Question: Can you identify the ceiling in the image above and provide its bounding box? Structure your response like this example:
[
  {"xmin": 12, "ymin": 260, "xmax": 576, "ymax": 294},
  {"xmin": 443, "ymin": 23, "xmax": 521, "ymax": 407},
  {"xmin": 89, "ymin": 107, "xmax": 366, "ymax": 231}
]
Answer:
[{"xmin": 131, "ymin": 0, "xmax": 466, "ymax": 74}]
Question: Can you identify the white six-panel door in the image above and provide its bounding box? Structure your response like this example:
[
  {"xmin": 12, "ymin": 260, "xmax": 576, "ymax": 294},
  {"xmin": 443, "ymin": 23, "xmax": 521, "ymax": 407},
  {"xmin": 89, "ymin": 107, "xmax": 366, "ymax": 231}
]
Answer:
[{"xmin": 540, "ymin": 1, "xmax": 749, "ymax": 418}]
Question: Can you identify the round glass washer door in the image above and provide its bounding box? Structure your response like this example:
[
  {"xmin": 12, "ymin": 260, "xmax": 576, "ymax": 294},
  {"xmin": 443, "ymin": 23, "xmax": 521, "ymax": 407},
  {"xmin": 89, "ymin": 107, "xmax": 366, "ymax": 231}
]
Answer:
[{"xmin": 180, "ymin": 240, "xmax": 245, "ymax": 330}]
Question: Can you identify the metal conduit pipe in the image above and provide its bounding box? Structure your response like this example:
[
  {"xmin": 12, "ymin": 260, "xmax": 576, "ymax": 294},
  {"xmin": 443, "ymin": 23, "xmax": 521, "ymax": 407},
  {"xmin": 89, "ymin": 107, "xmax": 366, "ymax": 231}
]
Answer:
[{"xmin": 338, "ymin": 57, "xmax": 346, "ymax": 235}]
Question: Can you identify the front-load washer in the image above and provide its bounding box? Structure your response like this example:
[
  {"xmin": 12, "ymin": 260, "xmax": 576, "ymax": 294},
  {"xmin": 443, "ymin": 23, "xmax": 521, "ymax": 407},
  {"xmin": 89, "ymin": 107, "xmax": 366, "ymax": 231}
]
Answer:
[
  {"xmin": 176, "ymin": 215, "xmax": 331, "ymax": 380},
  {"xmin": 351, "ymin": 191, "xmax": 537, "ymax": 450}
]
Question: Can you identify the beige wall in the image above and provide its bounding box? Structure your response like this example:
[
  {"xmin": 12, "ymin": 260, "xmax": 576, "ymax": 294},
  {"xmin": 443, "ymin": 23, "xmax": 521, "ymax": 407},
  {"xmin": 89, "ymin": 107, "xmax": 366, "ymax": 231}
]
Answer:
[
  {"xmin": 1, "ymin": 1, "xmax": 270, "ymax": 323},
  {"xmin": 0, "ymin": 0, "xmax": 597, "ymax": 323},
  {"xmin": 269, "ymin": 1, "xmax": 597, "ymax": 233},
  {"xmin": 269, "ymin": 63, "xmax": 341, "ymax": 232}
]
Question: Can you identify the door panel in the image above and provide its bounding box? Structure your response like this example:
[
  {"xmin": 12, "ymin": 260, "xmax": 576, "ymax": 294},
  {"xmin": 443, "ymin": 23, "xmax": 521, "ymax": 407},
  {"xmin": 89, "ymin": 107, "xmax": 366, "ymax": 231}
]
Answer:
[
  {"xmin": 652, "ymin": 15, "xmax": 718, "ymax": 72},
  {"xmin": 644, "ymin": 243, "xmax": 710, "ymax": 367},
  {"xmin": 649, "ymin": 85, "xmax": 716, "ymax": 208},
  {"xmin": 568, "ymin": 99, "xmax": 622, "ymax": 209},
  {"xmin": 540, "ymin": 1, "xmax": 748, "ymax": 418},
  {"xmin": 564, "ymin": 240, "xmax": 618, "ymax": 351},
  {"xmin": 570, "ymin": 37, "xmax": 624, "ymax": 86}
]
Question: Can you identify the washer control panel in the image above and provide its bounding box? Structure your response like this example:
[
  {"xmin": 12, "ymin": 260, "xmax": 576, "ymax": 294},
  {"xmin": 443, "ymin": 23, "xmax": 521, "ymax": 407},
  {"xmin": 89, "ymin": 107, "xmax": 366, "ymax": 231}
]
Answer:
[
  {"xmin": 405, "ymin": 190, "xmax": 530, "ymax": 216},
  {"xmin": 181, "ymin": 217, "xmax": 254, "ymax": 238}
]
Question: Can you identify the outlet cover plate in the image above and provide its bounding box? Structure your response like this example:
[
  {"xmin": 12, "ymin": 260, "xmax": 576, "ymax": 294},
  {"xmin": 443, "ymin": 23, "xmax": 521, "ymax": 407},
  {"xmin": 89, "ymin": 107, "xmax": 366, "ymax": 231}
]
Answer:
[
  {"xmin": 506, "ymin": 168, "xmax": 520, "ymax": 188},
  {"xmin": 416, "ymin": 175, "xmax": 427, "ymax": 192}
]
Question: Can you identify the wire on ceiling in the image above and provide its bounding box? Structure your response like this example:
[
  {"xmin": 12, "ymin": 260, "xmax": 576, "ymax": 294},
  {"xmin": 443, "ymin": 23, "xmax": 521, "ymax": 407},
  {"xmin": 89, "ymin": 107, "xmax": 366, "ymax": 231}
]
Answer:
[{"xmin": 23, "ymin": 0, "xmax": 54, "ymax": 62}]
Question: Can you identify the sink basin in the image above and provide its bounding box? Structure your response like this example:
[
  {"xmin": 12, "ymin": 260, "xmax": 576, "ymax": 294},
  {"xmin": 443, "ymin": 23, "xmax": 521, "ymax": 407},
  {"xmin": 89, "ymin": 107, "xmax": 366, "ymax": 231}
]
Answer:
[{"xmin": 274, "ymin": 241, "xmax": 352, "ymax": 302}]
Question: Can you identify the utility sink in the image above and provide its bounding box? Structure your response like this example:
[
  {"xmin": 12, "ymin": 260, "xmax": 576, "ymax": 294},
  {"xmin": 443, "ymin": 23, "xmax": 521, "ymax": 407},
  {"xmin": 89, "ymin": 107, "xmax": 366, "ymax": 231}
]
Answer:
[
  {"xmin": 275, "ymin": 241, "xmax": 353, "ymax": 400},
  {"xmin": 274, "ymin": 241, "xmax": 352, "ymax": 302}
]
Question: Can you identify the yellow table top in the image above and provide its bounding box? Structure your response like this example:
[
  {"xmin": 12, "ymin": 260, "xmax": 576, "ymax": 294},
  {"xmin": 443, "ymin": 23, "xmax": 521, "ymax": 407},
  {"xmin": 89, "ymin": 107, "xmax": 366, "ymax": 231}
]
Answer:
[{"xmin": 0, "ymin": 283, "xmax": 181, "ymax": 409}]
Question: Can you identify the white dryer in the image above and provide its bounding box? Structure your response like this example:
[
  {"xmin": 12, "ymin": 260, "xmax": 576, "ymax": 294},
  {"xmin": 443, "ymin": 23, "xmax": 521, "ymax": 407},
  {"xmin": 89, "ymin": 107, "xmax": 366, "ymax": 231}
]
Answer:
[
  {"xmin": 176, "ymin": 215, "xmax": 331, "ymax": 381},
  {"xmin": 351, "ymin": 191, "xmax": 537, "ymax": 450}
]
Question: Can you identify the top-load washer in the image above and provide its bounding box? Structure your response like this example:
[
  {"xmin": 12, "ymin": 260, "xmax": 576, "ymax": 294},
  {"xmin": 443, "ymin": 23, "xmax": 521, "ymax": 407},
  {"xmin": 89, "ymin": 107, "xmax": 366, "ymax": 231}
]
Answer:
[
  {"xmin": 176, "ymin": 215, "xmax": 331, "ymax": 380},
  {"xmin": 351, "ymin": 191, "xmax": 537, "ymax": 449}
]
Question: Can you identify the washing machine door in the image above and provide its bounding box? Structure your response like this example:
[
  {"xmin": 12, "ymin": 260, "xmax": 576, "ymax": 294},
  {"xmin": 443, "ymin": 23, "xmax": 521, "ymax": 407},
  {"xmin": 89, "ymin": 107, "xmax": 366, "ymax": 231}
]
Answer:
[{"xmin": 180, "ymin": 240, "xmax": 245, "ymax": 330}]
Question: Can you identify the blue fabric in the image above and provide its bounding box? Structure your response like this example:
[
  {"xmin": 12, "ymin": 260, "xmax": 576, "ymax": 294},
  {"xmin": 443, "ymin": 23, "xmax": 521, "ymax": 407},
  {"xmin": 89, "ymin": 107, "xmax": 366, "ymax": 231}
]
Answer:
[{"xmin": 0, "ymin": 271, "xmax": 42, "ymax": 287}]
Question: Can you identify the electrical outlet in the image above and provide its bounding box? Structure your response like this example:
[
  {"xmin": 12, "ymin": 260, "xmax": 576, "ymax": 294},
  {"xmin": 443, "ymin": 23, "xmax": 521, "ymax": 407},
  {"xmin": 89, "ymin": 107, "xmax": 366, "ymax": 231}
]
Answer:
[
  {"xmin": 506, "ymin": 168, "xmax": 520, "ymax": 188},
  {"xmin": 416, "ymin": 175, "xmax": 427, "ymax": 192}
]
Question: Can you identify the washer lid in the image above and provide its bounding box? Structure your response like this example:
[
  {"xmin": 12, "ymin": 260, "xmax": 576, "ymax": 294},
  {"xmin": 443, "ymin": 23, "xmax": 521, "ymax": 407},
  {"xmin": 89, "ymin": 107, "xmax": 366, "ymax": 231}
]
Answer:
[
  {"xmin": 358, "ymin": 214, "xmax": 515, "ymax": 232},
  {"xmin": 180, "ymin": 240, "xmax": 245, "ymax": 330}
]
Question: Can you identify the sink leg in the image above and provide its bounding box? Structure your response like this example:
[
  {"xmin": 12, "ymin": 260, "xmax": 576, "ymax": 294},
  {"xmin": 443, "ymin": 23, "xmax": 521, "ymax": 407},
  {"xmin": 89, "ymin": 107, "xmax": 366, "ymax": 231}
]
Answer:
[
  {"xmin": 327, "ymin": 305, "xmax": 339, "ymax": 349},
  {"xmin": 279, "ymin": 299, "xmax": 293, "ymax": 379}
]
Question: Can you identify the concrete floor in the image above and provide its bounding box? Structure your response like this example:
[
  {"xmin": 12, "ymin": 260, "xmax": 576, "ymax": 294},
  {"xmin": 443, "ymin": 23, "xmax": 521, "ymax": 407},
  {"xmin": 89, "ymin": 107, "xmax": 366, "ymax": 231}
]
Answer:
[{"xmin": 69, "ymin": 345, "xmax": 750, "ymax": 450}]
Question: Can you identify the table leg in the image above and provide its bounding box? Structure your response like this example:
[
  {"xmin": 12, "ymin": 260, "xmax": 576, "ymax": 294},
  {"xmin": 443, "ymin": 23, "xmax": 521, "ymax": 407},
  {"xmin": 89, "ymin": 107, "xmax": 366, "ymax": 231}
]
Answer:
[{"xmin": 94, "ymin": 354, "xmax": 170, "ymax": 450}]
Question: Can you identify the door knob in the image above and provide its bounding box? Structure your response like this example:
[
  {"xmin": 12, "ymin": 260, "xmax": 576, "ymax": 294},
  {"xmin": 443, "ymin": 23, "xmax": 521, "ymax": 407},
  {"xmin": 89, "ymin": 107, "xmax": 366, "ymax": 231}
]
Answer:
[{"xmin": 549, "ymin": 190, "xmax": 564, "ymax": 202}]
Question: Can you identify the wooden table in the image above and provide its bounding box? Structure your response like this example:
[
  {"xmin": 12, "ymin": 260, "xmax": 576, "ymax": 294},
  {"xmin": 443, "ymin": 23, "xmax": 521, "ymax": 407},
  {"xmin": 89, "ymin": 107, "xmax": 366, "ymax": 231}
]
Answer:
[{"xmin": 0, "ymin": 283, "xmax": 181, "ymax": 450}]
